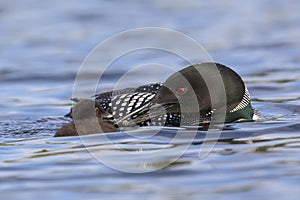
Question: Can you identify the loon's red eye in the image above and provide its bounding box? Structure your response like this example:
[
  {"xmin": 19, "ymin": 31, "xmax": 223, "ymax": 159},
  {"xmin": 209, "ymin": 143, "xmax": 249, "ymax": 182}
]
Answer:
[{"xmin": 176, "ymin": 87, "xmax": 188, "ymax": 95}]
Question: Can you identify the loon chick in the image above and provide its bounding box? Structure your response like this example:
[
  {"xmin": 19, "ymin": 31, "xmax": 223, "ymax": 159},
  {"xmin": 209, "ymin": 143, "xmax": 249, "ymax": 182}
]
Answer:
[
  {"xmin": 57, "ymin": 62, "xmax": 253, "ymax": 136},
  {"xmin": 55, "ymin": 100, "xmax": 117, "ymax": 137}
]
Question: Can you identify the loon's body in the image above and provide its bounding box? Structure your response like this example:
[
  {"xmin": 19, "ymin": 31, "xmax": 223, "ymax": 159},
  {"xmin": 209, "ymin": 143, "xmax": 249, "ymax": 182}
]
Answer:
[
  {"xmin": 56, "ymin": 62, "xmax": 254, "ymax": 137},
  {"xmin": 93, "ymin": 83, "xmax": 182, "ymax": 127}
]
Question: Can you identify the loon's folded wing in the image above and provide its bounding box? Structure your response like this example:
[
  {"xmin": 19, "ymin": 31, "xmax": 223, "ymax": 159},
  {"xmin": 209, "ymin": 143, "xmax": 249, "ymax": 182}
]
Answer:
[{"xmin": 66, "ymin": 83, "xmax": 163, "ymax": 119}]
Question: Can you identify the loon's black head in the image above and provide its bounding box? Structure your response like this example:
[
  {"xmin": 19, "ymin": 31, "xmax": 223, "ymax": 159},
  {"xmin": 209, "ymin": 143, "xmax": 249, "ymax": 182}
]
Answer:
[{"xmin": 151, "ymin": 62, "xmax": 253, "ymax": 123}]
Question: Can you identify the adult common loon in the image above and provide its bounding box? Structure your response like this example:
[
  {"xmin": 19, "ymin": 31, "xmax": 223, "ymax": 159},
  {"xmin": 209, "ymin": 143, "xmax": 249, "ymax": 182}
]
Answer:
[{"xmin": 55, "ymin": 62, "xmax": 253, "ymax": 137}]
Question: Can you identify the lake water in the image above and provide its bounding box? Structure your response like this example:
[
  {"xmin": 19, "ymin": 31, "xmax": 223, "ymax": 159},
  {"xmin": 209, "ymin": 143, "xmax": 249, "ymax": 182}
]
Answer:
[{"xmin": 1, "ymin": 0, "xmax": 300, "ymax": 199}]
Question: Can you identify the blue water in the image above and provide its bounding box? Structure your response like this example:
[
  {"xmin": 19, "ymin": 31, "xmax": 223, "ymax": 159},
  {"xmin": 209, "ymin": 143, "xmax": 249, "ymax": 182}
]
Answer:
[{"xmin": 1, "ymin": 0, "xmax": 300, "ymax": 199}]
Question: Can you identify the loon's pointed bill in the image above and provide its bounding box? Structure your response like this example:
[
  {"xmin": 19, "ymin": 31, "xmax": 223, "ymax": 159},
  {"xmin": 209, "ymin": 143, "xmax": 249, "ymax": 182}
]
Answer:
[{"xmin": 67, "ymin": 62, "xmax": 253, "ymax": 128}]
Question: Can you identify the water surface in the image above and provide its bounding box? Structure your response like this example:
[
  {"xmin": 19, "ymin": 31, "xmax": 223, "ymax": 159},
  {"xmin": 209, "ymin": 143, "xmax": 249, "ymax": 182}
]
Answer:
[{"xmin": 1, "ymin": 0, "xmax": 300, "ymax": 199}]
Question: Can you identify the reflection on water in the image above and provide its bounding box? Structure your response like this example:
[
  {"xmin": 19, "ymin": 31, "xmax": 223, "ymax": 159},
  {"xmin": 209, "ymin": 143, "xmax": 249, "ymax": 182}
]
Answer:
[{"xmin": 1, "ymin": 0, "xmax": 300, "ymax": 199}]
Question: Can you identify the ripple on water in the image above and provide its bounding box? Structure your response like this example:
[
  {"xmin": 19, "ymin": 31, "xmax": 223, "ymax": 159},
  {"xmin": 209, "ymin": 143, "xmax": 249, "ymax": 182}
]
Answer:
[{"xmin": 1, "ymin": 0, "xmax": 300, "ymax": 199}]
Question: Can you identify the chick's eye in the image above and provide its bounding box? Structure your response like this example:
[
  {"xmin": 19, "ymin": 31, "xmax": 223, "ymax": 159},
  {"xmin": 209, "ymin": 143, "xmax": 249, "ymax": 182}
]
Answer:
[{"xmin": 176, "ymin": 87, "xmax": 188, "ymax": 95}]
